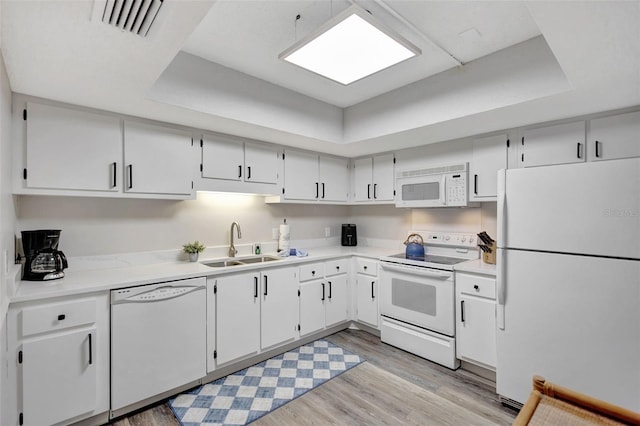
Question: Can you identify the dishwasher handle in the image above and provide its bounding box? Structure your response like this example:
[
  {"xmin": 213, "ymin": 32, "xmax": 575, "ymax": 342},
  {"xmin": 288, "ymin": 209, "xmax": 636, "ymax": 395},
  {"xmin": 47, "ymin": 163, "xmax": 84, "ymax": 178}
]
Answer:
[{"xmin": 112, "ymin": 285, "xmax": 205, "ymax": 304}]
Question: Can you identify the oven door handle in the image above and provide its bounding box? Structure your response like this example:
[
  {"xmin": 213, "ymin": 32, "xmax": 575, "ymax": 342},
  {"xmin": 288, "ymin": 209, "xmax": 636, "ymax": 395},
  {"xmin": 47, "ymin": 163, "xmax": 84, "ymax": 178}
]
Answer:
[{"xmin": 380, "ymin": 262, "xmax": 451, "ymax": 279}]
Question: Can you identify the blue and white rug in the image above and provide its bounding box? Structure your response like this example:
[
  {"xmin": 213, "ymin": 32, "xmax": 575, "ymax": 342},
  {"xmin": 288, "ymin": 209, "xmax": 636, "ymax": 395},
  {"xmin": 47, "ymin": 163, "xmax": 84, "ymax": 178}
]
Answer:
[{"xmin": 169, "ymin": 339, "xmax": 363, "ymax": 425}]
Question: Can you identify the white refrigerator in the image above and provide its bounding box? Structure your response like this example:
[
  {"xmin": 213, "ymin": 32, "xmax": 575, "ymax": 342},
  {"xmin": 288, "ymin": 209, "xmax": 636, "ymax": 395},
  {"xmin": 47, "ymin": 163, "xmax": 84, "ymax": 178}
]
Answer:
[{"xmin": 496, "ymin": 157, "xmax": 640, "ymax": 412}]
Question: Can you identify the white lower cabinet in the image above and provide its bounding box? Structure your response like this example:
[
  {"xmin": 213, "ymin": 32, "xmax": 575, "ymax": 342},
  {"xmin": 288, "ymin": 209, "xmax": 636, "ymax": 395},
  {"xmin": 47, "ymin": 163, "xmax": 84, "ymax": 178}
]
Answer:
[
  {"xmin": 260, "ymin": 267, "xmax": 298, "ymax": 349},
  {"xmin": 210, "ymin": 266, "xmax": 297, "ymax": 370},
  {"xmin": 298, "ymin": 259, "xmax": 349, "ymax": 335},
  {"xmin": 5, "ymin": 294, "xmax": 110, "ymax": 426},
  {"xmin": 325, "ymin": 275, "xmax": 348, "ymax": 327},
  {"xmin": 299, "ymin": 280, "xmax": 326, "ymax": 336},
  {"xmin": 210, "ymin": 272, "xmax": 261, "ymax": 368},
  {"xmin": 455, "ymin": 272, "xmax": 497, "ymax": 369},
  {"xmin": 355, "ymin": 257, "xmax": 380, "ymax": 328}
]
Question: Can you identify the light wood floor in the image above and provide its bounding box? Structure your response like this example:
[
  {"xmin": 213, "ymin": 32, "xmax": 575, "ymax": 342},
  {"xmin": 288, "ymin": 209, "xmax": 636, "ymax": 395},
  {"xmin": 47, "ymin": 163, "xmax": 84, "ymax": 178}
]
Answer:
[{"xmin": 112, "ymin": 329, "xmax": 517, "ymax": 425}]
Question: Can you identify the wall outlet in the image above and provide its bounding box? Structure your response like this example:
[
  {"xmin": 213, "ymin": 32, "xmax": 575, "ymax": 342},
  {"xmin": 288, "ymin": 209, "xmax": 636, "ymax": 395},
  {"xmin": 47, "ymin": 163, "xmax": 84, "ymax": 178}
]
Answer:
[
  {"xmin": 272, "ymin": 228, "xmax": 279, "ymax": 240},
  {"xmin": 325, "ymin": 227, "xmax": 331, "ymax": 237}
]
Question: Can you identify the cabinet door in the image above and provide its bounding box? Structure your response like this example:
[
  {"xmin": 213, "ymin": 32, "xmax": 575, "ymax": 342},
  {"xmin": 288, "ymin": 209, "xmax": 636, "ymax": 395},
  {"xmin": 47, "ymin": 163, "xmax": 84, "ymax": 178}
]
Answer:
[
  {"xmin": 23, "ymin": 328, "xmax": 96, "ymax": 426},
  {"xmin": 372, "ymin": 154, "xmax": 395, "ymax": 201},
  {"xmin": 356, "ymin": 275, "xmax": 379, "ymax": 328},
  {"xmin": 283, "ymin": 150, "xmax": 318, "ymax": 200},
  {"xmin": 299, "ymin": 281, "xmax": 325, "ymax": 336},
  {"xmin": 26, "ymin": 102, "xmax": 122, "ymax": 192},
  {"xmin": 353, "ymin": 158, "xmax": 373, "ymax": 201},
  {"xmin": 325, "ymin": 275, "xmax": 348, "ymax": 327},
  {"xmin": 319, "ymin": 156, "xmax": 349, "ymax": 202},
  {"xmin": 206, "ymin": 279, "xmax": 217, "ymax": 373},
  {"xmin": 216, "ymin": 273, "xmax": 260, "ymax": 365},
  {"xmin": 589, "ymin": 111, "xmax": 640, "ymax": 161},
  {"xmin": 521, "ymin": 121, "xmax": 586, "ymax": 168},
  {"xmin": 457, "ymin": 296, "xmax": 497, "ymax": 368},
  {"xmin": 245, "ymin": 143, "xmax": 279, "ymax": 184},
  {"xmin": 261, "ymin": 267, "xmax": 298, "ymax": 349},
  {"xmin": 124, "ymin": 121, "xmax": 194, "ymax": 195},
  {"xmin": 202, "ymin": 136, "xmax": 244, "ymax": 181},
  {"xmin": 470, "ymin": 134, "xmax": 508, "ymax": 200}
]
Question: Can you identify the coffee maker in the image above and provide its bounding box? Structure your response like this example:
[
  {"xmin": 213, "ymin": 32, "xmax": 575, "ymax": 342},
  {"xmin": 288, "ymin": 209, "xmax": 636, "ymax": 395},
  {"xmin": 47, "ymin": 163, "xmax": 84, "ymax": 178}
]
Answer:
[{"xmin": 21, "ymin": 230, "xmax": 68, "ymax": 281}]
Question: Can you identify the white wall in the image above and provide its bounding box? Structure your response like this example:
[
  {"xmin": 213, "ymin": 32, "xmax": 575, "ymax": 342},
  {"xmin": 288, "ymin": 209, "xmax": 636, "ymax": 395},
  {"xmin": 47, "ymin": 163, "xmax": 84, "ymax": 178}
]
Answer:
[
  {"xmin": 0, "ymin": 44, "xmax": 17, "ymax": 423},
  {"xmin": 16, "ymin": 193, "xmax": 351, "ymax": 256},
  {"xmin": 15, "ymin": 192, "xmax": 497, "ymax": 257}
]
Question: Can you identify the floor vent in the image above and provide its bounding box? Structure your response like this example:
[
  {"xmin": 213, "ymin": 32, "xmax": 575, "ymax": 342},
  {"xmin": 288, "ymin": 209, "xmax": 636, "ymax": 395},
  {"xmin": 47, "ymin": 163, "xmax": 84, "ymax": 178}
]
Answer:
[{"xmin": 101, "ymin": 0, "xmax": 164, "ymax": 37}]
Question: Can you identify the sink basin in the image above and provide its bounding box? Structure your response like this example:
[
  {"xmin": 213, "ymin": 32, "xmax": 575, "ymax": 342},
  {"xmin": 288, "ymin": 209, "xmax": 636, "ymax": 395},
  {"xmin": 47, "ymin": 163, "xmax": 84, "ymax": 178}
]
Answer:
[
  {"xmin": 201, "ymin": 259, "xmax": 245, "ymax": 268},
  {"xmin": 201, "ymin": 255, "xmax": 282, "ymax": 268},
  {"xmin": 237, "ymin": 255, "xmax": 281, "ymax": 264}
]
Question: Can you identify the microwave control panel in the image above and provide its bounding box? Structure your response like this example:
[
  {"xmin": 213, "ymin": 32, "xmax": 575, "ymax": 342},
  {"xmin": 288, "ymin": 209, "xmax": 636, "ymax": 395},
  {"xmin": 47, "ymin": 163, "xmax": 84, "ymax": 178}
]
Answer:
[{"xmin": 445, "ymin": 173, "xmax": 467, "ymax": 206}]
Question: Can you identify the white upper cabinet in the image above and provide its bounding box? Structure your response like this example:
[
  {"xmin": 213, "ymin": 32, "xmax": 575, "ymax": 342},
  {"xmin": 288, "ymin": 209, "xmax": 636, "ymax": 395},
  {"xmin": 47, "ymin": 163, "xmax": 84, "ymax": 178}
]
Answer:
[
  {"xmin": 283, "ymin": 150, "xmax": 318, "ymax": 200},
  {"xmin": 21, "ymin": 101, "xmax": 196, "ymax": 199},
  {"xmin": 245, "ymin": 142, "xmax": 279, "ymax": 184},
  {"xmin": 281, "ymin": 149, "xmax": 349, "ymax": 202},
  {"xmin": 25, "ymin": 102, "xmax": 122, "ymax": 192},
  {"xmin": 520, "ymin": 121, "xmax": 586, "ymax": 168},
  {"xmin": 202, "ymin": 136, "xmax": 244, "ymax": 181},
  {"xmin": 319, "ymin": 155, "xmax": 349, "ymax": 202},
  {"xmin": 469, "ymin": 134, "xmax": 508, "ymax": 201},
  {"xmin": 588, "ymin": 110, "xmax": 640, "ymax": 162},
  {"xmin": 353, "ymin": 154, "xmax": 395, "ymax": 203},
  {"xmin": 201, "ymin": 135, "xmax": 279, "ymax": 186},
  {"xmin": 124, "ymin": 121, "xmax": 194, "ymax": 197}
]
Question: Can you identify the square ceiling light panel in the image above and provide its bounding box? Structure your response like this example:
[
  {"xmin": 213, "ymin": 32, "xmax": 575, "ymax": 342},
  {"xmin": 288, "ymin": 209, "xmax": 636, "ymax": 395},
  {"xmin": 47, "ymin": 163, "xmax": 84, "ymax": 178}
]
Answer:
[{"xmin": 279, "ymin": 5, "xmax": 421, "ymax": 85}]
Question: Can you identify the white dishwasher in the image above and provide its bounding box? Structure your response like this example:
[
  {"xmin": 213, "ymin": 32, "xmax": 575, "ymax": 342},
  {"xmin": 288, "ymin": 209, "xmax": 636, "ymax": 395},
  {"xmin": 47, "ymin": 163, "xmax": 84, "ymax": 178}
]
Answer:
[{"xmin": 111, "ymin": 277, "xmax": 206, "ymax": 412}]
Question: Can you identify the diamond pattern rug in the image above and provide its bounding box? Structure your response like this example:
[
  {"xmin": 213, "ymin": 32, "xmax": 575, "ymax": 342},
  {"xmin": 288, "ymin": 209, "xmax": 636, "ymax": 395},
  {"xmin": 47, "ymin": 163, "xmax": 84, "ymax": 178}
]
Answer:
[{"xmin": 169, "ymin": 339, "xmax": 363, "ymax": 425}]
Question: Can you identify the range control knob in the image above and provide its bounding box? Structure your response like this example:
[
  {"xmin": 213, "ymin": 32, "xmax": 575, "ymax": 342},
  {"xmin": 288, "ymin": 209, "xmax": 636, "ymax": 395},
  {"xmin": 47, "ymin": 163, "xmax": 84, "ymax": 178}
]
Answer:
[
  {"xmin": 469, "ymin": 236, "xmax": 474, "ymax": 244},
  {"xmin": 461, "ymin": 236, "xmax": 466, "ymax": 242},
  {"xmin": 444, "ymin": 235, "xmax": 451, "ymax": 241}
]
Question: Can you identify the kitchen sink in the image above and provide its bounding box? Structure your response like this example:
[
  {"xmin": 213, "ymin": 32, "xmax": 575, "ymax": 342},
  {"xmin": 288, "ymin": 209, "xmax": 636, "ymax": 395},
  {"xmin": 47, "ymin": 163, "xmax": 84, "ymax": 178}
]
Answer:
[{"xmin": 201, "ymin": 255, "xmax": 282, "ymax": 268}]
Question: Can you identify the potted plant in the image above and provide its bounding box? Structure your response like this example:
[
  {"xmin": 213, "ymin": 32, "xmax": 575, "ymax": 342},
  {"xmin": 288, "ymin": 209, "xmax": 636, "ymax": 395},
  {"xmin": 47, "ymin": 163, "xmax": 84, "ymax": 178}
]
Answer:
[{"xmin": 182, "ymin": 240, "xmax": 206, "ymax": 262}]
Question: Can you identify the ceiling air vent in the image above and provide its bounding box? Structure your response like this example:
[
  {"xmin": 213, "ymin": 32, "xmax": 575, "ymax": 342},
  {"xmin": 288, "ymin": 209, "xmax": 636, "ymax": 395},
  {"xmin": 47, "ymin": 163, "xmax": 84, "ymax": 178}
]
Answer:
[{"xmin": 102, "ymin": 0, "xmax": 164, "ymax": 37}]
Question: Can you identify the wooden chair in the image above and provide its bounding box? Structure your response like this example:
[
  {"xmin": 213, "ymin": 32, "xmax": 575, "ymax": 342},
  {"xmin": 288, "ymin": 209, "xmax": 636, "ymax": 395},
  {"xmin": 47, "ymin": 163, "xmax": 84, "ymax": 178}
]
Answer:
[{"xmin": 513, "ymin": 376, "xmax": 640, "ymax": 425}]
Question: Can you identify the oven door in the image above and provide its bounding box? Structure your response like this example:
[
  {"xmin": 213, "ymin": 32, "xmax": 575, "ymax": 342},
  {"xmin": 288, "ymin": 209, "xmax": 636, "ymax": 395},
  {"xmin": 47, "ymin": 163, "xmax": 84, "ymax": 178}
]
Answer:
[
  {"xmin": 395, "ymin": 174, "xmax": 446, "ymax": 208},
  {"xmin": 380, "ymin": 261, "xmax": 455, "ymax": 336}
]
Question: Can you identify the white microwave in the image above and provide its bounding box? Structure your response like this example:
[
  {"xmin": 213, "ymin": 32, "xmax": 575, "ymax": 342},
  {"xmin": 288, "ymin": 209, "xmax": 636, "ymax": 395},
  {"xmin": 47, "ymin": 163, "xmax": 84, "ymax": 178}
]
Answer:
[{"xmin": 395, "ymin": 163, "xmax": 469, "ymax": 208}]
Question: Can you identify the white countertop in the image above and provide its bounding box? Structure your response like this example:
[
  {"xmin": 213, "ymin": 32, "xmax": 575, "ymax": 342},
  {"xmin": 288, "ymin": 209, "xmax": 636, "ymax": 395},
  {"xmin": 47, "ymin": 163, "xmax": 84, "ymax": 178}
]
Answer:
[
  {"xmin": 455, "ymin": 259, "xmax": 497, "ymax": 276},
  {"xmin": 11, "ymin": 246, "xmax": 390, "ymax": 304}
]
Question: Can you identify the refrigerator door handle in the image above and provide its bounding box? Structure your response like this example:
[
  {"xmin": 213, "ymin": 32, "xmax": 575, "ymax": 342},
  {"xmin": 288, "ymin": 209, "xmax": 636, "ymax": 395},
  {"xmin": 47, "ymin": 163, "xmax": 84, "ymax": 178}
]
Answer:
[
  {"xmin": 496, "ymin": 247, "xmax": 506, "ymax": 330},
  {"xmin": 497, "ymin": 169, "xmax": 507, "ymax": 248}
]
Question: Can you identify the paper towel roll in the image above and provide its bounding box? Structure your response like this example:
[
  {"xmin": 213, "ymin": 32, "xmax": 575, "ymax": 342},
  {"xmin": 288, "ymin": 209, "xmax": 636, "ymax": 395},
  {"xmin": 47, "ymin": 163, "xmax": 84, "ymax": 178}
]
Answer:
[{"xmin": 278, "ymin": 223, "xmax": 290, "ymax": 251}]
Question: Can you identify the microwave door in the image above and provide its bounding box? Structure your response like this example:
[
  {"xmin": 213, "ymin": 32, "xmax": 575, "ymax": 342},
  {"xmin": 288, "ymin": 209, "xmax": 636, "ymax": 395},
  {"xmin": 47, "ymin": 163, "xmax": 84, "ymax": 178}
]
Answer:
[{"xmin": 398, "ymin": 175, "xmax": 446, "ymax": 207}]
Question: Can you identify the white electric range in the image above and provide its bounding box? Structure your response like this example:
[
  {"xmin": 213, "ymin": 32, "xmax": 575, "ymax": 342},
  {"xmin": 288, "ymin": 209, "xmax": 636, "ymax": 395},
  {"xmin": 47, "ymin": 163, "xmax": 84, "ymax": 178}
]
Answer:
[{"xmin": 379, "ymin": 231, "xmax": 479, "ymax": 369}]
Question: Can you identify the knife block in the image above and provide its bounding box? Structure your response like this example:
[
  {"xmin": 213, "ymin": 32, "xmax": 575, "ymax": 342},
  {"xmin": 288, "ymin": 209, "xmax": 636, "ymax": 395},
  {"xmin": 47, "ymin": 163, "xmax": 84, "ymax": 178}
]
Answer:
[{"xmin": 482, "ymin": 242, "xmax": 496, "ymax": 264}]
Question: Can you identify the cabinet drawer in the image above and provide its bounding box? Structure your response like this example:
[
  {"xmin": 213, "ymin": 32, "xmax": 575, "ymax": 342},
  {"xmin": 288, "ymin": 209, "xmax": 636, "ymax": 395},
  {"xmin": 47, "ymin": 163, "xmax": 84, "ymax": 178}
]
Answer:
[
  {"xmin": 22, "ymin": 298, "xmax": 97, "ymax": 337},
  {"xmin": 355, "ymin": 258, "xmax": 378, "ymax": 276},
  {"xmin": 325, "ymin": 258, "xmax": 348, "ymax": 276},
  {"xmin": 456, "ymin": 273, "xmax": 496, "ymax": 299},
  {"xmin": 299, "ymin": 263, "xmax": 324, "ymax": 282}
]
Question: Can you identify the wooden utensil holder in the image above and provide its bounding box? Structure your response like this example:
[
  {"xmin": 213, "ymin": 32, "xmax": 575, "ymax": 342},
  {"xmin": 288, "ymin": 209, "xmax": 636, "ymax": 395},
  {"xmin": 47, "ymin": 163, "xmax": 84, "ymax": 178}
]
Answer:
[{"xmin": 482, "ymin": 242, "xmax": 496, "ymax": 264}]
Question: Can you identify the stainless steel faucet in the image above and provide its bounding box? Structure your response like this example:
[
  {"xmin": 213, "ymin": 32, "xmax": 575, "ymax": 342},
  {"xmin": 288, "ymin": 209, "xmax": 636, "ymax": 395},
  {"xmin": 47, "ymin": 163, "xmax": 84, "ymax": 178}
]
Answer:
[{"xmin": 228, "ymin": 222, "xmax": 242, "ymax": 257}]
